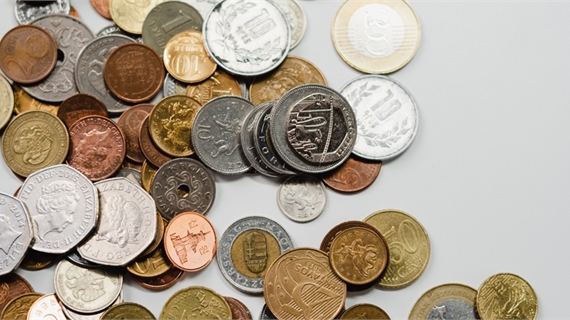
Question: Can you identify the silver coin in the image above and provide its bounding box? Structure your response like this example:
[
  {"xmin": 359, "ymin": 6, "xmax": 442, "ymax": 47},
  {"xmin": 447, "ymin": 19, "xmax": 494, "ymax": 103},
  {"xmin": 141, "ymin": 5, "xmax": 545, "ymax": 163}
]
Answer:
[
  {"xmin": 75, "ymin": 35, "xmax": 134, "ymax": 114},
  {"xmin": 238, "ymin": 77, "xmax": 249, "ymax": 100},
  {"xmin": 22, "ymin": 14, "xmax": 94, "ymax": 102},
  {"xmin": 277, "ymin": 175, "xmax": 326, "ymax": 222},
  {"xmin": 216, "ymin": 216, "xmax": 293, "ymax": 294},
  {"xmin": 77, "ymin": 177, "xmax": 157, "ymax": 267},
  {"xmin": 114, "ymin": 167, "xmax": 142, "ymax": 186},
  {"xmin": 151, "ymin": 158, "xmax": 216, "ymax": 220},
  {"xmin": 269, "ymin": 84, "xmax": 357, "ymax": 173},
  {"xmin": 271, "ymin": 0, "xmax": 306, "ymax": 49},
  {"xmin": 163, "ymin": 73, "xmax": 188, "ymax": 97},
  {"xmin": 0, "ymin": 192, "xmax": 33, "ymax": 276},
  {"xmin": 260, "ymin": 304, "xmax": 277, "ymax": 320},
  {"xmin": 340, "ymin": 75, "xmax": 419, "ymax": 160},
  {"xmin": 62, "ymin": 291, "xmax": 123, "ymax": 320},
  {"xmin": 66, "ymin": 249, "xmax": 101, "ymax": 269},
  {"xmin": 15, "ymin": 0, "xmax": 70, "ymax": 25},
  {"xmin": 192, "ymin": 96, "xmax": 255, "ymax": 174},
  {"xmin": 96, "ymin": 25, "xmax": 143, "ymax": 43},
  {"xmin": 426, "ymin": 298, "xmax": 478, "ymax": 320},
  {"xmin": 17, "ymin": 164, "xmax": 99, "ymax": 254},
  {"xmin": 180, "ymin": 0, "xmax": 220, "ymax": 19},
  {"xmin": 54, "ymin": 259, "xmax": 122, "ymax": 313},
  {"xmin": 203, "ymin": 0, "xmax": 291, "ymax": 76}
]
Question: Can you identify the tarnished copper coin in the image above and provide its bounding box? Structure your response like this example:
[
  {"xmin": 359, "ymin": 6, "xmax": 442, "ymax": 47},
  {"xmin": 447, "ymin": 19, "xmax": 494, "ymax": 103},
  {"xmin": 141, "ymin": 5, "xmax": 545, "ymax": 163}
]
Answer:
[
  {"xmin": 104, "ymin": 43, "xmax": 165, "ymax": 103},
  {"xmin": 322, "ymin": 156, "xmax": 381, "ymax": 193},
  {"xmin": 132, "ymin": 266, "xmax": 184, "ymax": 291},
  {"xmin": 0, "ymin": 25, "xmax": 57, "ymax": 84},
  {"xmin": 117, "ymin": 103, "xmax": 153, "ymax": 163},
  {"xmin": 57, "ymin": 93, "xmax": 108, "ymax": 128},
  {"xmin": 67, "ymin": 115, "xmax": 126, "ymax": 181},
  {"xmin": 91, "ymin": 0, "xmax": 111, "ymax": 19},
  {"xmin": 224, "ymin": 296, "xmax": 252, "ymax": 320},
  {"xmin": 139, "ymin": 116, "xmax": 174, "ymax": 168},
  {"xmin": 1, "ymin": 292, "xmax": 42, "ymax": 320},
  {"xmin": 13, "ymin": 85, "xmax": 59, "ymax": 116},
  {"xmin": 0, "ymin": 273, "xmax": 34, "ymax": 312}
]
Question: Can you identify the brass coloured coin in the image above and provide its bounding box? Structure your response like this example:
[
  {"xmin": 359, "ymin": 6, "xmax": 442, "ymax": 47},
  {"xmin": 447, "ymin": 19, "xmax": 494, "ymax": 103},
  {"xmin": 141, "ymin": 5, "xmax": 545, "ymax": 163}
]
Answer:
[
  {"xmin": 476, "ymin": 273, "xmax": 538, "ymax": 320},
  {"xmin": 101, "ymin": 302, "xmax": 156, "ymax": 320},
  {"xmin": 159, "ymin": 286, "xmax": 232, "ymax": 320},
  {"xmin": 12, "ymin": 85, "xmax": 59, "ymax": 116},
  {"xmin": 0, "ymin": 292, "xmax": 42, "ymax": 320},
  {"xmin": 164, "ymin": 30, "xmax": 217, "ymax": 84},
  {"xmin": 186, "ymin": 69, "xmax": 242, "ymax": 105},
  {"xmin": 340, "ymin": 303, "xmax": 390, "ymax": 319},
  {"xmin": 0, "ymin": 74, "xmax": 14, "ymax": 130},
  {"xmin": 109, "ymin": 0, "xmax": 166, "ymax": 34}
]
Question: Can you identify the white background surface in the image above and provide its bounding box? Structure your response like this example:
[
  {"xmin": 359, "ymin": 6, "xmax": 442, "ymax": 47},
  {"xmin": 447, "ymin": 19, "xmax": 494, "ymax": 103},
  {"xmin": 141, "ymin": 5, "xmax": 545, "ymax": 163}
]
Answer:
[{"xmin": 0, "ymin": 0, "xmax": 567, "ymax": 319}]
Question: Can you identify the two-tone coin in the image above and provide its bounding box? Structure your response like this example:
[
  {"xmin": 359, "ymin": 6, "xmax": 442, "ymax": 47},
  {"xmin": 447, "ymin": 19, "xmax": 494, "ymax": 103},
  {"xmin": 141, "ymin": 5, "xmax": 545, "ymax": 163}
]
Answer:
[
  {"xmin": 277, "ymin": 175, "xmax": 326, "ymax": 222},
  {"xmin": 410, "ymin": 283, "xmax": 478, "ymax": 320},
  {"xmin": 0, "ymin": 192, "xmax": 33, "ymax": 275}
]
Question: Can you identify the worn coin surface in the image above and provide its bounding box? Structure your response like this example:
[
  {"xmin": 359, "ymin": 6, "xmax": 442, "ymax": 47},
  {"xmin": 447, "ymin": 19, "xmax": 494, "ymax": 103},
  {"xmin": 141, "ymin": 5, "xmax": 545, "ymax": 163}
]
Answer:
[
  {"xmin": 13, "ymin": 84, "xmax": 59, "ymax": 116},
  {"xmin": 217, "ymin": 216, "xmax": 293, "ymax": 294},
  {"xmin": 321, "ymin": 156, "xmax": 381, "ymax": 193},
  {"xmin": 57, "ymin": 94, "xmax": 108, "ymax": 128},
  {"xmin": 264, "ymin": 247, "xmax": 346, "ymax": 320},
  {"xmin": 164, "ymin": 30, "xmax": 216, "ymax": 84},
  {"xmin": 476, "ymin": 273, "xmax": 538, "ymax": 320},
  {"xmin": 100, "ymin": 302, "xmax": 156, "ymax": 320},
  {"xmin": 340, "ymin": 303, "xmax": 390, "ymax": 319},
  {"xmin": 78, "ymin": 177, "xmax": 157, "ymax": 267},
  {"xmin": 109, "ymin": 0, "xmax": 166, "ymax": 34},
  {"xmin": 277, "ymin": 175, "xmax": 326, "ymax": 222},
  {"xmin": 27, "ymin": 293, "xmax": 67, "ymax": 320},
  {"xmin": 224, "ymin": 296, "xmax": 252, "ymax": 320},
  {"xmin": 0, "ymin": 272, "xmax": 34, "ymax": 313},
  {"xmin": 132, "ymin": 265, "xmax": 183, "ymax": 291},
  {"xmin": 2, "ymin": 110, "xmax": 69, "ymax": 178},
  {"xmin": 152, "ymin": 158, "xmax": 216, "ymax": 220},
  {"xmin": 203, "ymin": 0, "xmax": 290, "ymax": 76},
  {"xmin": 186, "ymin": 69, "xmax": 242, "ymax": 105},
  {"xmin": 364, "ymin": 209, "xmax": 430, "ymax": 288},
  {"xmin": 127, "ymin": 246, "xmax": 171, "ymax": 278},
  {"xmin": 332, "ymin": 0, "xmax": 421, "ymax": 74},
  {"xmin": 271, "ymin": 0, "xmax": 306, "ymax": 49},
  {"xmin": 139, "ymin": 117, "xmax": 174, "ymax": 168},
  {"xmin": 0, "ymin": 192, "xmax": 33, "ymax": 276},
  {"xmin": 0, "ymin": 292, "xmax": 42, "ymax": 320},
  {"xmin": 14, "ymin": 0, "xmax": 70, "ymax": 25},
  {"xmin": 240, "ymin": 103, "xmax": 279, "ymax": 178},
  {"xmin": 159, "ymin": 286, "xmax": 232, "ymax": 320},
  {"xmin": 117, "ymin": 104, "xmax": 153, "ymax": 163},
  {"xmin": 409, "ymin": 283, "xmax": 478, "ymax": 320}
]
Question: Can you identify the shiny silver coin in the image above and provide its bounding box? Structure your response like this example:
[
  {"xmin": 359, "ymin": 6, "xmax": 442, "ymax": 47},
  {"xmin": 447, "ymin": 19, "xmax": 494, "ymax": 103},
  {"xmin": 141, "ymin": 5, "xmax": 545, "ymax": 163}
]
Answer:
[
  {"xmin": 163, "ymin": 73, "xmax": 188, "ymax": 97},
  {"xmin": 62, "ymin": 291, "xmax": 123, "ymax": 320},
  {"xmin": 203, "ymin": 0, "xmax": 291, "ymax": 76},
  {"xmin": 54, "ymin": 259, "xmax": 122, "ymax": 314},
  {"xmin": 217, "ymin": 216, "xmax": 293, "ymax": 294},
  {"xmin": 22, "ymin": 14, "xmax": 94, "ymax": 102},
  {"xmin": 0, "ymin": 192, "xmax": 33, "ymax": 276},
  {"xmin": 77, "ymin": 177, "xmax": 157, "ymax": 267},
  {"xmin": 15, "ymin": 0, "xmax": 70, "ymax": 25},
  {"xmin": 340, "ymin": 75, "xmax": 419, "ymax": 160},
  {"xmin": 151, "ymin": 158, "xmax": 216, "ymax": 220},
  {"xmin": 96, "ymin": 25, "xmax": 143, "ymax": 43},
  {"xmin": 277, "ymin": 175, "xmax": 326, "ymax": 222},
  {"xmin": 192, "ymin": 96, "xmax": 255, "ymax": 174},
  {"xmin": 75, "ymin": 35, "xmax": 134, "ymax": 114},
  {"xmin": 18, "ymin": 164, "xmax": 99, "ymax": 254},
  {"xmin": 114, "ymin": 167, "xmax": 142, "ymax": 186},
  {"xmin": 271, "ymin": 0, "xmax": 306, "ymax": 49},
  {"xmin": 180, "ymin": 0, "xmax": 221, "ymax": 19},
  {"xmin": 269, "ymin": 84, "xmax": 357, "ymax": 173}
]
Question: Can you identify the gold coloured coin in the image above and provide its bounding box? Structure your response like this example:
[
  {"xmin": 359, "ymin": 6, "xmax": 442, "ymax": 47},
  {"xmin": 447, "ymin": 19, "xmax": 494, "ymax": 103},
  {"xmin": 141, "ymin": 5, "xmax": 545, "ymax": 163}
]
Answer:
[
  {"xmin": 127, "ymin": 246, "xmax": 172, "ymax": 278},
  {"xmin": 364, "ymin": 209, "xmax": 430, "ymax": 288},
  {"xmin": 164, "ymin": 30, "xmax": 217, "ymax": 84},
  {"xmin": 101, "ymin": 302, "xmax": 156, "ymax": 320},
  {"xmin": 159, "ymin": 286, "xmax": 232, "ymax": 320},
  {"xmin": 2, "ymin": 110, "xmax": 69, "ymax": 177},
  {"xmin": 331, "ymin": 0, "xmax": 421, "ymax": 74},
  {"xmin": 340, "ymin": 303, "xmax": 390, "ymax": 319},
  {"xmin": 139, "ymin": 212, "xmax": 165, "ymax": 258},
  {"xmin": 109, "ymin": 0, "xmax": 165, "ymax": 34},
  {"xmin": 230, "ymin": 229, "xmax": 282, "ymax": 279},
  {"xmin": 141, "ymin": 160, "xmax": 158, "ymax": 193},
  {"xmin": 13, "ymin": 85, "xmax": 59, "ymax": 116},
  {"xmin": 409, "ymin": 283, "xmax": 478, "ymax": 319},
  {"xmin": 476, "ymin": 273, "xmax": 538, "ymax": 320},
  {"xmin": 1, "ymin": 292, "xmax": 42, "ymax": 320},
  {"xmin": 186, "ymin": 69, "xmax": 242, "ymax": 105}
]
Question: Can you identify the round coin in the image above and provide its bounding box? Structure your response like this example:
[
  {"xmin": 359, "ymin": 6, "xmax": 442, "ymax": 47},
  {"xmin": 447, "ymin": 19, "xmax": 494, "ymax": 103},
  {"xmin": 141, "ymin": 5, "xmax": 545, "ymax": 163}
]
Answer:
[
  {"xmin": 0, "ymin": 292, "xmax": 42, "ymax": 320},
  {"xmin": 66, "ymin": 249, "xmax": 101, "ymax": 269},
  {"xmin": 320, "ymin": 220, "xmax": 376, "ymax": 253},
  {"xmin": 321, "ymin": 156, "xmax": 381, "ymax": 193},
  {"xmin": 132, "ymin": 266, "xmax": 184, "ymax": 291},
  {"xmin": 271, "ymin": 0, "xmax": 306, "ymax": 49},
  {"xmin": 409, "ymin": 283, "xmax": 478, "ymax": 320},
  {"xmin": 224, "ymin": 297, "xmax": 252, "ymax": 320},
  {"xmin": 101, "ymin": 302, "xmax": 156, "ymax": 320},
  {"xmin": 12, "ymin": 84, "xmax": 59, "ymax": 116},
  {"xmin": 127, "ymin": 246, "xmax": 172, "ymax": 278},
  {"xmin": 117, "ymin": 103, "xmax": 153, "ymax": 163},
  {"xmin": 96, "ymin": 25, "xmax": 141, "ymax": 42},
  {"xmin": 186, "ymin": 69, "xmax": 242, "ymax": 105},
  {"xmin": 0, "ymin": 192, "xmax": 33, "ymax": 276},
  {"xmin": 0, "ymin": 273, "xmax": 34, "ymax": 313},
  {"xmin": 277, "ymin": 175, "xmax": 327, "ymax": 222},
  {"xmin": 164, "ymin": 30, "xmax": 216, "ymax": 83},
  {"xmin": 139, "ymin": 116, "xmax": 174, "ymax": 168},
  {"xmin": 179, "ymin": 0, "xmax": 220, "ymax": 19},
  {"xmin": 27, "ymin": 293, "xmax": 66, "ymax": 320},
  {"xmin": 109, "ymin": 0, "xmax": 166, "ymax": 34},
  {"xmin": 331, "ymin": 0, "xmax": 421, "ymax": 74},
  {"xmin": 476, "ymin": 273, "xmax": 538, "ymax": 320},
  {"xmin": 138, "ymin": 212, "xmax": 165, "ymax": 257},
  {"xmin": 217, "ymin": 216, "xmax": 294, "ymax": 294},
  {"xmin": 14, "ymin": 0, "xmax": 70, "ymax": 25},
  {"xmin": 340, "ymin": 304, "xmax": 390, "ymax": 319},
  {"xmin": 62, "ymin": 292, "xmax": 124, "ymax": 320},
  {"xmin": 159, "ymin": 286, "xmax": 231, "ymax": 320},
  {"xmin": 57, "ymin": 94, "xmax": 108, "ymax": 128}
]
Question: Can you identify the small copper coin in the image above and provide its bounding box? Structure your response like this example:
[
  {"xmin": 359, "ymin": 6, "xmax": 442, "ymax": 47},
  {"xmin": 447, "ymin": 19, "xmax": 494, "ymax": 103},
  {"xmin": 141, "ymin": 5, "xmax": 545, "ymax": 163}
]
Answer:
[
  {"xmin": 104, "ymin": 43, "xmax": 165, "ymax": 103},
  {"xmin": 57, "ymin": 93, "xmax": 108, "ymax": 128},
  {"xmin": 132, "ymin": 266, "xmax": 184, "ymax": 291},
  {"xmin": 117, "ymin": 103, "xmax": 153, "ymax": 163},
  {"xmin": 0, "ymin": 273, "xmax": 34, "ymax": 312},
  {"xmin": 321, "ymin": 156, "xmax": 381, "ymax": 193},
  {"xmin": 27, "ymin": 293, "xmax": 66, "ymax": 319},
  {"xmin": 164, "ymin": 212, "xmax": 217, "ymax": 272},
  {"xmin": 91, "ymin": 0, "xmax": 111, "ymax": 19},
  {"xmin": 340, "ymin": 303, "xmax": 390, "ymax": 319},
  {"xmin": 0, "ymin": 25, "xmax": 57, "ymax": 84},
  {"xmin": 20, "ymin": 249, "xmax": 57, "ymax": 270},
  {"xmin": 1, "ymin": 293, "xmax": 42, "ymax": 320},
  {"xmin": 224, "ymin": 296, "xmax": 252, "ymax": 320},
  {"xmin": 67, "ymin": 115, "xmax": 126, "ymax": 181},
  {"xmin": 164, "ymin": 30, "xmax": 216, "ymax": 84},
  {"xmin": 139, "ymin": 116, "xmax": 174, "ymax": 168}
]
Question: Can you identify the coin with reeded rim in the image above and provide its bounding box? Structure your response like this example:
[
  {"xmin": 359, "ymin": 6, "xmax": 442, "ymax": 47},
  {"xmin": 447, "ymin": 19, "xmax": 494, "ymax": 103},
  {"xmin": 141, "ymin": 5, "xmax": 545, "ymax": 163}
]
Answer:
[
  {"xmin": 77, "ymin": 177, "xmax": 157, "ymax": 267},
  {"xmin": 21, "ymin": 249, "xmax": 57, "ymax": 270},
  {"xmin": 0, "ymin": 273, "xmax": 34, "ymax": 313},
  {"xmin": 364, "ymin": 209, "xmax": 430, "ymax": 288},
  {"xmin": 67, "ymin": 115, "xmax": 126, "ymax": 181},
  {"xmin": 271, "ymin": 0, "xmax": 306, "ymax": 49},
  {"xmin": 27, "ymin": 293, "xmax": 66, "ymax": 320},
  {"xmin": 0, "ymin": 292, "xmax": 42, "ymax": 320},
  {"xmin": 0, "ymin": 25, "xmax": 57, "ymax": 84},
  {"xmin": 321, "ymin": 156, "xmax": 381, "ymax": 193},
  {"xmin": 164, "ymin": 30, "xmax": 216, "ymax": 84},
  {"xmin": 186, "ymin": 69, "xmax": 242, "ymax": 105},
  {"xmin": 13, "ymin": 85, "xmax": 59, "ymax": 116},
  {"xmin": 109, "ymin": 0, "xmax": 166, "ymax": 34},
  {"xmin": 101, "ymin": 302, "xmax": 156, "ymax": 320},
  {"xmin": 264, "ymin": 247, "xmax": 346, "ymax": 320},
  {"xmin": 224, "ymin": 296, "xmax": 252, "ymax": 320},
  {"xmin": 217, "ymin": 216, "xmax": 293, "ymax": 294},
  {"xmin": 277, "ymin": 175, "xmax": 327, "ymax": 222},
  {"xmin": 91, "ymin": 0, "xmax": 111, "ymax": 19},
  {"xmin": 476, "ymin": 273, "xmax": 538, "ymax": 320},
  {"xmin": 340, "ymin": 303, "xmax": 390, "ymax": 319},
  {"xmin": 141, "ymin": 160, "xmax": 157, "ymax": 193},
  {"xmin": 139, "ymin": 116, "xmax": 174, "ymax": 168},
  {"xmin": 160, "ymin": 286, "xmax": 231, "ymax": 320},
  {"xmin": 151, "ymin": 158, "xmax": 216, "ymax": 220},
  {"xmin": 127, "ymin": 246, "xmax": 171, "ymax": 278},
  {"xmin": 54, "ymin": 259, "xmax": 122, "ymax": 314},
  {"xmin": 14, "ymin": 0, "xmax": 70, "ymax": 25},
  {"xmin": 96, "ymin": 25, "xmax": 142, "ymax": 43},
  {"xmin": 104, "ymin": 43, "xmax": 164, "ymax": 103},
  {"xmin": 117, "ymin": 104, "xmax": 153, "ymax": 163},
  {"xmin": 2, "ymin": 111, "xmax": 69, "ymax": 178},
  {"xmin": 409, "ymin": 283, "xmax": 478, "ymax": 320},
  {"xmin": 332, "ymin": 0, "xmax": 420, "ymax": 74},
  {"xmin": 132, "ymin": 265, "xmax": 183, "ymax": 291},
  {"xmin": 57, "ymin": 94, "xmax": 108, "ymax": 128},
  {"xmin": 0, "ymin": 192, "xmax": 33, "ymax": 276}
]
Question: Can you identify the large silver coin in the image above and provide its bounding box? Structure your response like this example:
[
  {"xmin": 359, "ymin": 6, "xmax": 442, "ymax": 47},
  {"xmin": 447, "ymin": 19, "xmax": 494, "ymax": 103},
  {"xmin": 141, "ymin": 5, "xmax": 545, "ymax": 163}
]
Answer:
[
  {"xmin": 75, "ymin": 35, "xmax": 134, "ymax": 114},
  {"xmin": 0, "ymin": 192, "xmax": 33, "ymax": 276},
  {"xmin": 18, "ymin": 164, "xmax": 99, "ymax": 254},
  {"xmin": 77, "ymin": 178, "xmax": 157, "ymax": 267},
  {"xmin": 15, "ymin": 0, "xmax": 70, "ymax": 25},
  {"xmin": 192, "ymin": 96, "xmax": 255, "ymax": 174},
  {"xmin": 340, "ymin": 75, "xmax": 419, "ymax": 160},
  {"xmin": 54, "ymin": 259, "xmax": 122, "ymax": 314},
  {"xmin": 151, "ymin": 158, "xmax": 216, "ymax": 220},
  {"xmin": 269, "ymin": 84, "xmax": 357, "ymax": 173},
  {"xmin": 217, "ymin": 216, "xmax": 293, "ymax": 294},
  {"xmin": 203, "ymin": 0, "xmax": 291, "ymax": 76},
  {"xmin": 180, "ymin": 0, "xmax": 221, "ymax": 20},
  {"xmin": 23, "ymin": 15, "xmax": 94, "ymax": 102},
  {"xmin": 96, "ymin": 25, "xmax": 143, "ymax": 43},
  {"xmin": 271, "ymin": 0, "xmax": 306, "ymax": 49},
  {"xmin": 277, "ymin": 175, "xmax": 326, "ymax": 222},
  {"xmin": 162, "ymin": 73, "xmax": 188, "ymax": 97}
]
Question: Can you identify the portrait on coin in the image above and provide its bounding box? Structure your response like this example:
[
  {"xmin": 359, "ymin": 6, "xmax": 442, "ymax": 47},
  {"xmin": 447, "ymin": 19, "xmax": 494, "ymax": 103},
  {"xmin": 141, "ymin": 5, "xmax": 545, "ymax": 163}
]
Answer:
[
  {"xmin": 34, "ymin": 181, "xmax": 80, "ymax": 240},
  {"xmin": 96, "ymin": 195, "xmax": 143, "ymax": 248},
  {"xmin": 0, "ymin": 213, "xmax": 22, "ymax": 255}
]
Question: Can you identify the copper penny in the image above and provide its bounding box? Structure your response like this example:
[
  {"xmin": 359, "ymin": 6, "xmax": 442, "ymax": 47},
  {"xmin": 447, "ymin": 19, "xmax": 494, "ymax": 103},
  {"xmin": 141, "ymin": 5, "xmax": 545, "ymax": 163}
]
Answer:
[
  {"xmin": 0, "ymin": 25, "xmax": 57, "ymax": 84},
  {"xmin": 0, "ymin": 273, "xmax": 34, "ymax": 312},
  {"xmin": 321, "ymin": 156, "xmax": 382, "ymax": 193},
  {"xmin": 224, "ymin": 297, "xmax": 252, "ymax": 320},
  {"xmin": 117, "ymin": 103, "xmax": 153, "ymax": 163},
  {"xmin": 132, "ymin": 266, "xmax": 184, "ymax": 291},
  {"xmin": 104, "ymin": 43, "xmax": 165, "ymax": 103},
  {"xmin": 27, "ymin": 293, "xmax": 66, "ymax": 319},
  {"xmin": 57, "ymin": 93, "xmax": 108, "ymax": 128},
  {"xmin": 163, "ymin": 212, "xmax": 217, "ymax": 272},
  {"xmin": 91, "ymin": 0, "xmax": 111, "ymax": 19},
  {"xmin": 67, "ymin": 115, "xmax": 126, "ymax": 181},
  {"xmin": 139, "ymin": 116, "xmax": 174, "ymax": 168}
]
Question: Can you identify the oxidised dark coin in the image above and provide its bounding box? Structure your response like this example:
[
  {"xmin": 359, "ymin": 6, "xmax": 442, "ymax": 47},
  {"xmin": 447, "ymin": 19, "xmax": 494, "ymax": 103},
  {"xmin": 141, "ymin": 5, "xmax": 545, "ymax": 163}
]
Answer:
[
  {"xmin": 66, "ymin": 249, "xmax": 101, "ymax": 269},
  {"xmin": 0, "ymin": 273, "xmax": 34, "ymax": 312},
  {"xmin": 117, "ymin": 103, "xmax": 153, "ymax": 163},
  {"xmin": 139, "ymin": 116, "xmax": 174, "ymax": 168},
  {"xmin": 132, "ymin": 266, "xmax": 183, "ymax": 290},
  {"xmin": 57, "ymin": 93, "xmax": 108, "ymax": 128}
]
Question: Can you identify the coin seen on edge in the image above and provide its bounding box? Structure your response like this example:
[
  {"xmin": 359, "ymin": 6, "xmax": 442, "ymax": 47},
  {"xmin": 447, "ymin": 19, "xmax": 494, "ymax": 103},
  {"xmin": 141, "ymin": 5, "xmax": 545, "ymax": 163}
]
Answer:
[
  {"xmin": 117, "ymin": 103, "xmax": 153, "ymax": 163},
  {"xmin": 409, "ymin": 283, "xmax": 478, "ymax": 320},
  {"xmin": 476, "ymin": 273, "xmax": 538, "ymax": 320}
]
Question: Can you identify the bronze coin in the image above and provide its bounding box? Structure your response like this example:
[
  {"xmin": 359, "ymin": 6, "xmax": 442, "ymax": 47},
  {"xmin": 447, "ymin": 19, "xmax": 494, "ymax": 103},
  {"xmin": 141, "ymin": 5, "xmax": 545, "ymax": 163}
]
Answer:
[
  {"xmin": 104, "ymin": 43, "xmax": 165, "ymax": 103},
  {"xmin": 117, "ymin": 104, "xmax": 153, "ymax": 163},
  {"xmin": 20, "ymin": 249, "xmax": 57, "ymax": 271},
  {"xmin": 0, "ymin": 273, "xmax": 34, "ymax": 312},
  {"xmin": 67, "ymin": 115, "xmax": 126, "ymax": 181},
  {"xmin": 321, "ymin": 220, "xmax": 379, "ymax": 253},
  {"xmin": 224, "ymin": 296, "xmax": 252, "ymax": 320},
  {"xmin": 57, "ymin": 93, "xmax": 108, "ymax": 128},
  {"xmin": 0, "ymin": 25, "xmax": 57, "ymax": 84},
  {"xmin": 91, "ymin": 0, "xmax": 111, "ymax": 19},
  {"xmin": 69, "ymin": 6, "xmax": 81, "ymax": 19},
  {"xmin": 321, "ymin": 156, "xmax": 382, "ymax": 193},
  {"xmin": 139, "ymin": 115, "xmax": 174, "ymax": 168},
  {"xmin": 132, "ymin": 266, "xmax": 184, "ymax": 291}
]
